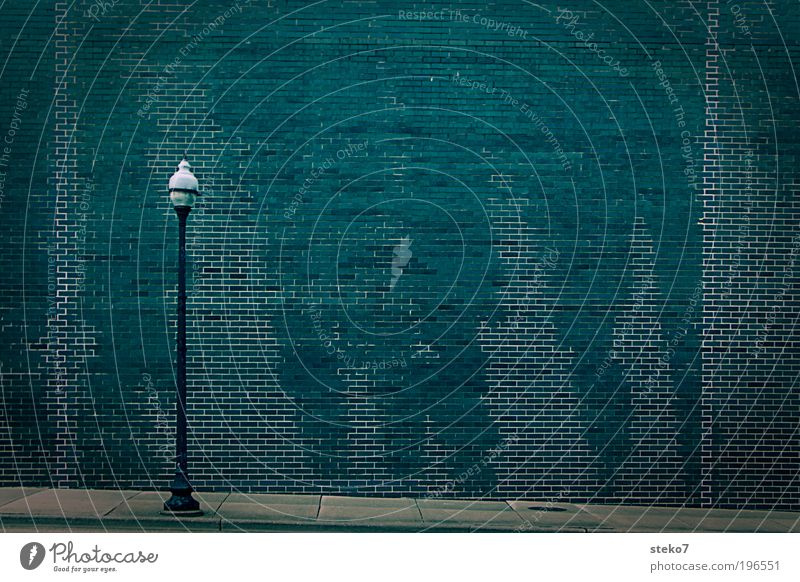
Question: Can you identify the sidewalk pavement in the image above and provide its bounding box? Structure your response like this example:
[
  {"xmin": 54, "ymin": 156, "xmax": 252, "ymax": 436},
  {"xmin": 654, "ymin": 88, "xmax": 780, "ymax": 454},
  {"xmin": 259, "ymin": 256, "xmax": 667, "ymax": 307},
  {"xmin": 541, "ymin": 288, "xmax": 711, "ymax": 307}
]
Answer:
[{"xmin": 1, "ymin": 488, "xmax": 798, "ymax": 533}]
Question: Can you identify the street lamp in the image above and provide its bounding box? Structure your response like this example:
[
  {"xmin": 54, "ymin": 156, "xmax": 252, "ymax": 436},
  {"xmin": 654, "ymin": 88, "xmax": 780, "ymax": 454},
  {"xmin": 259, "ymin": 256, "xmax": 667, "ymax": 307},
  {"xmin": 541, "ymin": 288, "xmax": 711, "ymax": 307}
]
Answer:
[{"xmin": 163, "ymin": 158, "xmax": 202, "ymax": 515}]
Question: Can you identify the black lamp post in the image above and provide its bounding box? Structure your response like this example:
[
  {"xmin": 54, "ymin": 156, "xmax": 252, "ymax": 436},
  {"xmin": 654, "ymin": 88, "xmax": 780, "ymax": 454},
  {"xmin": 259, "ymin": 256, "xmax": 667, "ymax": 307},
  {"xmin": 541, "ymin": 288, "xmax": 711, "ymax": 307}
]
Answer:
[{"xmin": 163, "ymin": 158, "xmax": 202, "ymax": 515}]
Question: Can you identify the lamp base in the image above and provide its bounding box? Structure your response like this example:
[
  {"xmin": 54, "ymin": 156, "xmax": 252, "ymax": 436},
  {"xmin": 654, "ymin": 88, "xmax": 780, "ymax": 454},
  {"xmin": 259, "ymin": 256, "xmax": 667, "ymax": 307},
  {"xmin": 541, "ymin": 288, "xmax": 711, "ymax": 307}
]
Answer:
[
  {"xmin": 160, "ymin": 509, "xmax": 204, "ymax": 517},
  {"xmin": 163, "ymin": 468, "xmax": 201, "ymax": 515},
  {"xmin": 162, "ymin": 492, "xmax": 202, "ymax": 516}
]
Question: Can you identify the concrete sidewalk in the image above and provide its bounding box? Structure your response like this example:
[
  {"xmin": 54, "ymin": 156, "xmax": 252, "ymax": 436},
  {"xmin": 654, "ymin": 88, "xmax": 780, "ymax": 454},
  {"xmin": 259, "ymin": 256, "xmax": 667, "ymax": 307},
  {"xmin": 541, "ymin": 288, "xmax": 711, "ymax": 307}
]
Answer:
[{"xmin": 0, "ymin": 488, "xmax": 798, "ymax": 533}]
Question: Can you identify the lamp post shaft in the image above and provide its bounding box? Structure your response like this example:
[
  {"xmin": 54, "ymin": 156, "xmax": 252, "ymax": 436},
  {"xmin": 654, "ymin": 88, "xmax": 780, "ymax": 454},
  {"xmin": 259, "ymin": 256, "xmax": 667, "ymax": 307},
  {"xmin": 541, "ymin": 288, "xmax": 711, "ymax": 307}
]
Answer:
[
  {"xmin": 164, "ymin": 205, "xmax": 200, "ymax": 514},
  {"xmin": 176, "ymin": 206, "xmax": 189, "ymax": 474}
]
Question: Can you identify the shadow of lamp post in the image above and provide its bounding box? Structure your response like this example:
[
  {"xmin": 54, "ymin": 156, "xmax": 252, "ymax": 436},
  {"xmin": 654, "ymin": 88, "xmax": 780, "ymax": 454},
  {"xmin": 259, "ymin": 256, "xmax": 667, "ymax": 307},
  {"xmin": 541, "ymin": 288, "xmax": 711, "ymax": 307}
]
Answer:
[{"xmin": 163, "ymin": 158, "xmax": 202, "ymax": 516}]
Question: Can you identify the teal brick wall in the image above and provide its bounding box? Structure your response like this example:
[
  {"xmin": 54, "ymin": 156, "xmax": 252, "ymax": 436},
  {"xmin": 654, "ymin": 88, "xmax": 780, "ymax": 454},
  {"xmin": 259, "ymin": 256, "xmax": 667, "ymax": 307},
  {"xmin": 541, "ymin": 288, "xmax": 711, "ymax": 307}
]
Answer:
[{"xmin": 0, "ymin": 0, "xmax": 797, "ymax": 509}]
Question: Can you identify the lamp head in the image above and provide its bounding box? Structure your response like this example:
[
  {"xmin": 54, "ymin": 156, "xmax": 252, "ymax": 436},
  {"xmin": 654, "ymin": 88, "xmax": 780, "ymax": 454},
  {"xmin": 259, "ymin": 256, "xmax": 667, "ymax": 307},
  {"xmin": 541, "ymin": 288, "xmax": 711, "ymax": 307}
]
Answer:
[{"xmin": 169, "ymin": 158, "xmax": 199, "ymax": 208}]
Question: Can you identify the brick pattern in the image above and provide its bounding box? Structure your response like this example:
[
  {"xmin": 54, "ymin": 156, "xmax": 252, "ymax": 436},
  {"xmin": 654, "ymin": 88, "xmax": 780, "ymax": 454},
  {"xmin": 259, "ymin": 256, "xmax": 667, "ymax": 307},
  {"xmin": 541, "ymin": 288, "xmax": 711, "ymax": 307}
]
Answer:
[
  {"xmin": 0, "ymin": 2, "xmax": 56, "ymax": 487},
  {"xmin": 0, "ymin": 0, "xmax": 797, "ymax": 510},
  {"xmin": 701, "ymin": 0, "xmax": 800, "ymax": 509}
]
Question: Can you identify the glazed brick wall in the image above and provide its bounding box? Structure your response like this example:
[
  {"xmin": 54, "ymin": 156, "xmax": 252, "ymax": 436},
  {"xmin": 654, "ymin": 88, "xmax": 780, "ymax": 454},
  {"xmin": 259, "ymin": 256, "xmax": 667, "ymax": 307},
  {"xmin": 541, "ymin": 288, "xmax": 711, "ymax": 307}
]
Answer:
[
  {"xmin": 701, "ymin": 0, "xmax": 800, "ymax": 509},
  {"xmin": 0, "ymin": 0, "xmax": 797, "ymax": 509},
  {"xmin": 0, "ymin": 2, "xmax": 56, "ymax": 486}
]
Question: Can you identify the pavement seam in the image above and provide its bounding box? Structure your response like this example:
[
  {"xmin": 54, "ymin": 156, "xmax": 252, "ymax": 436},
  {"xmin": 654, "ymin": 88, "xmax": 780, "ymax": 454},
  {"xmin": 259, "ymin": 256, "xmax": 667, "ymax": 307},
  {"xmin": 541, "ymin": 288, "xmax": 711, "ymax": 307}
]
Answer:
[
  {"xmin": 213, "ymin": 491, "xmax": 231, "ymax": 513},
  {"xmin": 214, "ymin": 492, "xmax": 231, "ymax": 531},
  {"xmin": 504, "ymin": 499, "xmax": 526, "ymax": 528},
  {"xmin": 0, "ymin": 488, "xmax": 34, "ymax": 510},
  {"xmin": 413, "ymin": 498, "xmax": 424, "ymax": 524},
  {"xmin": 102, "ymin": 490, "xmax": 141, "ymax": 517}
]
